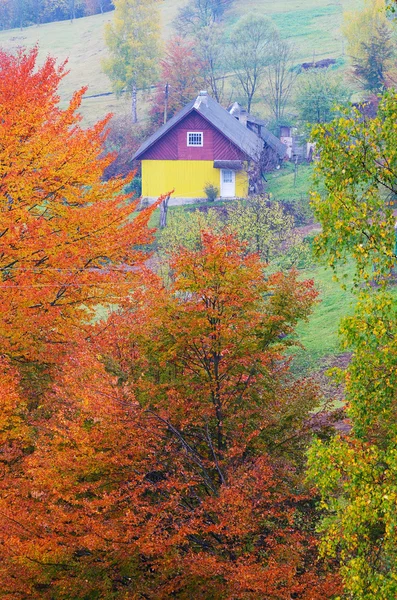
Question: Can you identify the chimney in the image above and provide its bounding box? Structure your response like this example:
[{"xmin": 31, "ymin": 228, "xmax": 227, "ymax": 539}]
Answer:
[{"xmin": 195, "ymin": 90, "xmax": 208, "ymax": 107}]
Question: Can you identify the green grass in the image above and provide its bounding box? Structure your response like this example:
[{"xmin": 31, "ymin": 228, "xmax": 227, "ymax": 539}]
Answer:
[
  {"xmin": 266, "ymin": 163, "xmax": 314, "ymax": 201},
  {"xmin": 227, "ymin": 0, "xmax": 363, "ymax": 63},
  {"xmin": 293, "ymin": 263, "xmax": 356, "ymax": 368}
]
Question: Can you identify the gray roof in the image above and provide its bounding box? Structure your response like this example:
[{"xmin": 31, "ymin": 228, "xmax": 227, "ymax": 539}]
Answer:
[
  {"xmin": 258, "ymin": 126, "xmax": 287, "ymax": 158},
  {"xmin": 133, "ymin": 93, "xmax": 264, "ymax": 162},
  {"xmin": 227, "ymin": 101, "xmax": 287, "ymax": 158}
]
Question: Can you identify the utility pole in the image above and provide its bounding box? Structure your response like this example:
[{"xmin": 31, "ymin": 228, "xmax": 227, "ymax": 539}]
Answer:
[{"xmin": 164, "ymin": 83, "xmax": 169, "ymax": 125}]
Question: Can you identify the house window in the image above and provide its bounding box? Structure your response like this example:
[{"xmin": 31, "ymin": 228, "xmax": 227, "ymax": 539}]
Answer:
[
  {"xmin": 222, "ymin": 169, "xmax": 233, "ymax": 183},
  {"xmin": 187, "ymin": 132, "xmax": 203, "ymax": 147}
]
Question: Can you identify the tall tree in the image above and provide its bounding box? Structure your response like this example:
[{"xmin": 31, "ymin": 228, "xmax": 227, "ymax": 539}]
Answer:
[
  {"xmin": 196, "ymin": 23, "xmax": 227, "ymax": 103},
  {"xmin": 343, "ymin": 0, "xmax": 395, "ymax": 93},
  {"xmin": 102, "ymin": 0, "xmax": 161, "ymax": 123},
  {"xmin": 295, "ymin": 69, "xmax": 350, "ymax": 127},
  {"xmin": 0, "ymin": 46, "xmax": 157, "ymax": 364},
  {"xmin": 0, "ymin": 46, "xmax": 160, "ymax": 598},
  {"xmin": 265, "ymin": 37, "xmax": 297, "ymax": 122},
  {"xmin": 150, "ymin": 36, "xmax": 204, "ymax": 126},
  {"xmin": 228, "ymin": 13, "xmax": 276, "ymax": 112},
  {"xmin": 307, "ymin": 91, "xmax": 397, "ymax": 598},
  {"xmin": 175, "ymin": 0, "xmax": 231, "ymax": 37},
  {"xmin": 0, "ymin": 232, "xmax": 341, "ymax": 598}
]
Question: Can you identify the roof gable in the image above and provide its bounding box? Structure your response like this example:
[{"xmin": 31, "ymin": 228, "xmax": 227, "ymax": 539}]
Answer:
[{"xmin": 133, "ymin": 94, "xmax": 264, "ymax": 162}]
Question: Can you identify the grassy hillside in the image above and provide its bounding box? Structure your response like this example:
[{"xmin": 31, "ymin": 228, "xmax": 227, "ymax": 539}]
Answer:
[
  {"xmin": 227, "ymin": 0, "xmax": 363, "ymax": 63},
  {"xmin": 0, "ymin": 2, "xmax": 185, "ymax": 125},
  {"xmin": 0, "ymin": 0, "xmax": 363, "ymax": 125}
]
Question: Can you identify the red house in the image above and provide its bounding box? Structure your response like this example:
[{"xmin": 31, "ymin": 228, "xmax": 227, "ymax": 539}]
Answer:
[{"xmin": 134, "ymin": 92, "xmax": 269, "ymax": 201}]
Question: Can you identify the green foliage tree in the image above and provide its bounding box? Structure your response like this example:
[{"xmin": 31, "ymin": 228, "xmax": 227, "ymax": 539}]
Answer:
[
  {"xmin": 102, "ymin": 0, "xmax": 161, "ymax": 123},
  {"xmin": 228, "ymin": 13, "xmax": 276, "ymax": 112},
  {"xmin": 157, "ymin": 208, "xmax": 224, "ymax": 257},
  {"xmin": 295, "ymin": 69, "xmax": 350, "ymax": 127},
  {"xmin": 352, "ymin": 22, "xmax": 394, "ymax": 93},
  {"xmin": 196, "ymin": 23, "xmax": 227, "ymax": 103},
  {"xmin": 228, "ymin": 195, "xmax": 298, "ymax": 263},
  {"xmin": 310, "ymin": 92, "xmax": 397, "ymax": 282},
  {"xmin": 343, "ymin": 0, "xmax": 394, "ymax": 93},
  {"xmin": 307, "ymin": 90, "xmax": 397, "ymax": 598},
  {"xmin": 175, "ymin": 0, "xmax": 231, "ymax": 37}
]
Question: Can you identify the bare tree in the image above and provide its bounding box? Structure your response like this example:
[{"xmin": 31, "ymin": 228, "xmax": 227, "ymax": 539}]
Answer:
[
  {"xmin": 228, "ymin": 14, "xmax": 276, "ymax": 113},
  {"xmin": 265, "ymin": 38, "xmax": 297, "ymax": 122},
  {"xmin": 196, "ymin": 23, "xmax": 227, "ymax": 103}
]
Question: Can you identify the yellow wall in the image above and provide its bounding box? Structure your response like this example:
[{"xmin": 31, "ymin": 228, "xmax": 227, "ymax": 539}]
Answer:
[{"xmin": 142, "ymin": 160, "xmax": 248, "ymax": 199}]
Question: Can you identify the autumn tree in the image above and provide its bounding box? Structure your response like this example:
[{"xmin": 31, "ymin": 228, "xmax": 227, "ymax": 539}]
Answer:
[
  {"xmin": 0, "ymin": 232, "xmax": 341, "ymax": 598},
  {"xmin": 228, "ymin": 13, "xmax": 276, "ymax": 112},
  {"xmin": 0, "ymin": 46, "xmax": 157, "ymax": 364},
  {"xmin": 0, "ymin": 45, "xmax": 163, "ymax": 597},
  {"xmin": 307, "ymin": 90, "xmax": 397, "ymax": 597},
  {"xmin": 103, "ymin": 0, "xmax": 161, "ymax": 123},
  {"xmin": 150, "ymin": 36, "xmax": 204, "ymax": 127},
  {"xmin": 343, "ymin": 0, "xmax": 395, "ymax": 93}
]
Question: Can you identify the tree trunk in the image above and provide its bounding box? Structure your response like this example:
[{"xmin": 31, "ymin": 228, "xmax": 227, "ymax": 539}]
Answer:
[
  {"xmin": 131, "ymin": 84, "xmax": 138, "ymax": 124},
  {"xmin": 159, "ymin": 195, "xmax": 170, "ymax": 229},
  {"xmin": 247, "ymin": 92, "xmax": 254, "ymax": 113}
]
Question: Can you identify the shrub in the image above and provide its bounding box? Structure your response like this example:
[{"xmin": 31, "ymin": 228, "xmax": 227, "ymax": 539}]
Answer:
[{"xmin": 204, "ymin": 183, "xmax": 219, "ymax": 202}]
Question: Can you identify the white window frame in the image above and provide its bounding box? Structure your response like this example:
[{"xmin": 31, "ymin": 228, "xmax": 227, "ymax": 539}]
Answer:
[{"xmin": 187, "ymin": 131, "xmax": 204, "ymax": 147}]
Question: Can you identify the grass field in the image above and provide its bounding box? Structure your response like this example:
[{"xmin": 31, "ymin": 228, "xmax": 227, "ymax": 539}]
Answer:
[
  {"xmin": 266, "ymin": 162, "xmax": 315, "ymax": 200},
  {"xmin": 0, "ymin": 0, "xmax": 363, "ymax": 125}
]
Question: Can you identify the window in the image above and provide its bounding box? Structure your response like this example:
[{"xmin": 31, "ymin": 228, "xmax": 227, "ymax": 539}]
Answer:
[
  {"xmin": 187, "ymin": 132, "xmax": 203, "ymax": 147},
  {"xmin": 222, "ymin": 169, "xmax": 233, "ymax": 183}
]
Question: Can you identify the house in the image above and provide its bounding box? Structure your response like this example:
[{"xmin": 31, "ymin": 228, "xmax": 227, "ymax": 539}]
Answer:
[
  {"xmin": 227, "ymin": 102, "xmax": 287, "ymax": 162},
  {"xmin": 133, "ymin": 92, "xmax": 285, "ymax": 203}
]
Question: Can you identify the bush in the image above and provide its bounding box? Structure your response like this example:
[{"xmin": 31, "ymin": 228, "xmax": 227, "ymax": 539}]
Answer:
[{"xmin": 204, "ymin": 183, "xmax": 219, "ymax": 202}]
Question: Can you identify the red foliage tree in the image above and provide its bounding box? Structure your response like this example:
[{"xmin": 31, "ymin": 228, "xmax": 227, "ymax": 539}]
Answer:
[
  {"xmin": 0, "ymin": 233, "xmax": 341, "ymax": 598},
  {"xmin": 151, "ymin": 36, "xmax": 205, "ymax": 127}
]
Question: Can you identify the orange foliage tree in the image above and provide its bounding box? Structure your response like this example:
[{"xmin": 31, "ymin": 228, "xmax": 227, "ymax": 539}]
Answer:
[
  {"xmin": 1, "ymin": 233, "xmax": 341, "ymax": 598},
  {"xmin": 151, "ymin": 36, "xmax": 205, "ymax": 127},
  {"xmin": 0, "ymin": 46, "xmax": 156, "ymax": 364},
  {"xmin": 0, "ymin": 46, "xmax": 162, "ymax": 597}
]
